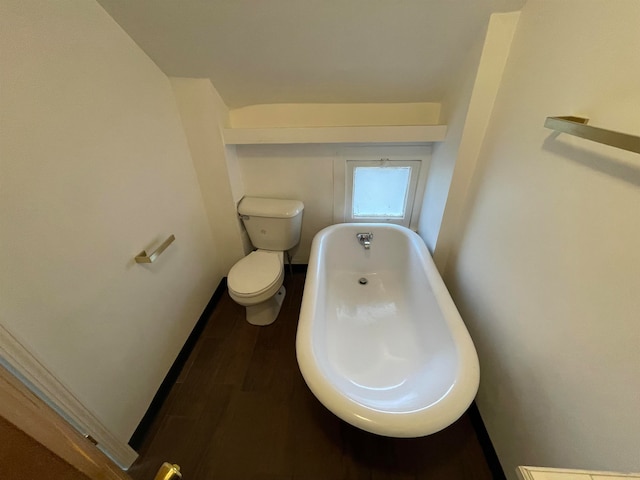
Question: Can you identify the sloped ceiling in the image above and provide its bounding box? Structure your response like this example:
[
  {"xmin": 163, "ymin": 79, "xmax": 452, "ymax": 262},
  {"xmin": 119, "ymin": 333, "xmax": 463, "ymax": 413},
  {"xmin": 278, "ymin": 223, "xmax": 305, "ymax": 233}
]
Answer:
[{"xmin": 97, "ymin": 0, "xmax": 525, "ymax": 108}]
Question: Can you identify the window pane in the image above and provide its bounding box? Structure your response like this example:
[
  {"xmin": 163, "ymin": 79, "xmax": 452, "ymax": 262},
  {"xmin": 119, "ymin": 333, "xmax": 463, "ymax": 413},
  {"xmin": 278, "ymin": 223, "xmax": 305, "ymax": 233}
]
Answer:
[{"xmin": 352, "ymin": 166, "xmax": 411, "ymax": 218}]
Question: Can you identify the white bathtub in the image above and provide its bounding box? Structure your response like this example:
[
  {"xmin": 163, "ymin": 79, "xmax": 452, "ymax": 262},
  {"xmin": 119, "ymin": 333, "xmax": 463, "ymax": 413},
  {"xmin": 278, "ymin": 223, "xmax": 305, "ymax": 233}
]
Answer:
[{"xmin": 296, "ymin": 223, "xmax": 479, "ymax": 437}]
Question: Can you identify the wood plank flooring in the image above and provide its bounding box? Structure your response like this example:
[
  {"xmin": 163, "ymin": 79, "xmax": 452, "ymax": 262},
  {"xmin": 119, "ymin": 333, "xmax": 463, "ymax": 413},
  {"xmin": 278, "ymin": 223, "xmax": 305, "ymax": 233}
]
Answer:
[{"xmin": 129, "ymin": 270, "xmax": 494, "ymax": 480}]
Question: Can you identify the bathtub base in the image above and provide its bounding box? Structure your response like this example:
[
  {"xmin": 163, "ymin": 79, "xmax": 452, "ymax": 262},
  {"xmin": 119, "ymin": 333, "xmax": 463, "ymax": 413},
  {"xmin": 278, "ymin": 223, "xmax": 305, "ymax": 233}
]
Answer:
[{"xmin": 245, "ymin": 286, "xmax": 286, "ymax": 326}]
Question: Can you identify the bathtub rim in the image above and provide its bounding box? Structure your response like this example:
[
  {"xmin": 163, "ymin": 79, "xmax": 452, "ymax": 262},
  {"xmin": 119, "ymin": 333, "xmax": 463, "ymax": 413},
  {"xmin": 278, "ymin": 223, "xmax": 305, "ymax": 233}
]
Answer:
[{"xmin": 296, "ymin": 222, "xmax": 480, "ymax": 438}]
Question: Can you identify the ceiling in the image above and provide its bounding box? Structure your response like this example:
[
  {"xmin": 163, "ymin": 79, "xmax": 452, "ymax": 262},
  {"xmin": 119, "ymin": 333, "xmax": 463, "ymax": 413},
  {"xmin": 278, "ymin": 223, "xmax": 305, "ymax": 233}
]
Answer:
[{"xmin": 97, "ymin": 0, "xmax": 526, "ymax": 108}]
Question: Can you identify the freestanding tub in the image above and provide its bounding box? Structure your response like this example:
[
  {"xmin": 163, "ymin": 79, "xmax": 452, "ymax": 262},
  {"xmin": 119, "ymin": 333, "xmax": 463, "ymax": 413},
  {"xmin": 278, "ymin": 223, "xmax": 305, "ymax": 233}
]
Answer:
[{"xmin": 296, "ymin": 223, "xmax": 479, "ymax": 437}]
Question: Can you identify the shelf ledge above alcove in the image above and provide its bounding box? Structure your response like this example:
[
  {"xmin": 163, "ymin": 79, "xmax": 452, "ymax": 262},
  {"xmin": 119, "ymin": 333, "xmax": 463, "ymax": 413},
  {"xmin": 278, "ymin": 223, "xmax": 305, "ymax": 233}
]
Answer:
[{"xmin": 222, "ymin": 125, "xmax": 447, "ymax": 145}]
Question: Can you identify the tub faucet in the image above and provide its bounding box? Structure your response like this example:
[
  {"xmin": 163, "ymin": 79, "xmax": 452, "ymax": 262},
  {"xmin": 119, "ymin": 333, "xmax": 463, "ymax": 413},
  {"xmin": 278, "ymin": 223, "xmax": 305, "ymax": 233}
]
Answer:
[{"xmin": 357, "ymin": 232, "xmax": 373, "ymax": 250}]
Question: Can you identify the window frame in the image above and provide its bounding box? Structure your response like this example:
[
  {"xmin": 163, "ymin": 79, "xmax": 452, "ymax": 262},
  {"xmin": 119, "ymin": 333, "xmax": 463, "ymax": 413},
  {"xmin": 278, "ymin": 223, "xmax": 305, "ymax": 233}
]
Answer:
[{"xmin": 333, "ymin": 146, "xmax": 431, "ymax": 230}]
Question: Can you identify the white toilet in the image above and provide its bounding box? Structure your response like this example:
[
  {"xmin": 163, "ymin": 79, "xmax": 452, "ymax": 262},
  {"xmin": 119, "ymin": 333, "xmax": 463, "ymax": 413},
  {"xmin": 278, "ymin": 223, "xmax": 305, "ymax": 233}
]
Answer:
[{"xmin": 228, "ymin": 197, "xmax": 304, "ymax": 326}]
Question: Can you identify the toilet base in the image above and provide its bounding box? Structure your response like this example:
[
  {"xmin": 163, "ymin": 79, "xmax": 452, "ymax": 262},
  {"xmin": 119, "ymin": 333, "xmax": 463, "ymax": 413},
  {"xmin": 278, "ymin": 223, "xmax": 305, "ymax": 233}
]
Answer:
[{"xmin": 245, "ymin": 286, "xmax": 286, "ymax": 326}]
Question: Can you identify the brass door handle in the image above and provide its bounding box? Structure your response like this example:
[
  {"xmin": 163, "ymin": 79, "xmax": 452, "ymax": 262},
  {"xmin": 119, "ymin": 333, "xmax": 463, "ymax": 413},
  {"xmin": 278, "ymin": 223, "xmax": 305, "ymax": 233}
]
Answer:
[
  {"xmin": 154, "ymin": 462, "xmax": 182, "ymax": 480},
  {"xmin": 135, "ymin": 235, "xmax": 175, "ymax": 264}
]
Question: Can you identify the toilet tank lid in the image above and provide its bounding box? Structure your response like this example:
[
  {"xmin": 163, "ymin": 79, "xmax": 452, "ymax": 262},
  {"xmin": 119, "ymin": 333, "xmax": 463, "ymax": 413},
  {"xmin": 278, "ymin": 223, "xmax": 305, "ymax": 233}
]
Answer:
[{"xmin": 238, "ymin": 197, "xmax": 304, "ymax": 218}]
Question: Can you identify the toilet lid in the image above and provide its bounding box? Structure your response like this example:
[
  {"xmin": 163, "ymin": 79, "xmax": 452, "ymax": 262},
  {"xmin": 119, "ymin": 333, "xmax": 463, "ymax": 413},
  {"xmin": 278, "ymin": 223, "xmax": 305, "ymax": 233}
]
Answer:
[{"xmin": 228, "ymin": 250, "xmax": 282, "ymax": 296}]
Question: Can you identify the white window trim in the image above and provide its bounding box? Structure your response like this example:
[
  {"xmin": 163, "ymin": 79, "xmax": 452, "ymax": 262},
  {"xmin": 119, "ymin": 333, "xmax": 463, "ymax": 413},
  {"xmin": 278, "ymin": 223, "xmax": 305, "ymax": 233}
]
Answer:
[{"xmin": 333, "ymin": 145, "xmax": 431, "ymax": 231}]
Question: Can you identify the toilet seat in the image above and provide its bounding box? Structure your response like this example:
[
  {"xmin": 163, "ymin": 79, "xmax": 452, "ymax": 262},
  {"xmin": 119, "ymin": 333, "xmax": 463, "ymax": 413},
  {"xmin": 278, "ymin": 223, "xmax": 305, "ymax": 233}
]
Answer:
[{"xmin": 228, "ymin": 250, "xmax": 283, "ymax": 298}]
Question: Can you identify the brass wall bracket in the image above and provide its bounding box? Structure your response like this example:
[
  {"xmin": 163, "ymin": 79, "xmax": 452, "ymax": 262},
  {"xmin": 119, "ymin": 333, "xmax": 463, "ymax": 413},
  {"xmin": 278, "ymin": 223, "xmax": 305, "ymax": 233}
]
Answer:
[
  {"xmin": 135, "ymin": 235, "xmax": 176, "ymax": 264},
  {"xmin": 544, "ymin": 116, "xmax": 640, "ymax": 155}
]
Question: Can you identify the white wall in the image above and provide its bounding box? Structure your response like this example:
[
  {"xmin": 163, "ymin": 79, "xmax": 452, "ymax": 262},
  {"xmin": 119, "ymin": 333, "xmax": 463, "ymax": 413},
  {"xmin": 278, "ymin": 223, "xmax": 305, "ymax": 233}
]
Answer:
[
  {"xmin": 443, "ymin": 1, "xmax": 640, "ymax": 477},
  {"xmin": 230, "ymin": 103, "xmax": 441, "ymax": 263},
  {"xmin": 419, "ymin": 13, "xmax": 520, "ymax": 255},
  {"xmin": 236, "ymin": 144, "xmax": 431, "ymax": 263},
  {"xmin": 236, "ymin": 145, "xmax": 336, "ymax": 263},
  {"xmin": 170, "ymin": 78, "xmax": 249, "ymax": 274},
  {"xmin": 418, "ymin": 46, "xmax": 483, "ymax": 251},
  {"xmin": 0, "ymin": 0, "xmax": 218, "ymax": 442}
]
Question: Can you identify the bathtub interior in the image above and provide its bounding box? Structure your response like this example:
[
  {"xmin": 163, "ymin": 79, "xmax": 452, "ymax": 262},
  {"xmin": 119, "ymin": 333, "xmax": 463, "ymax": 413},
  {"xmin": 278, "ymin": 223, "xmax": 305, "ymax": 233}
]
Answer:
[{"xmin": 309, "ymin": 225, "xmax": 461, "ymax": 412}]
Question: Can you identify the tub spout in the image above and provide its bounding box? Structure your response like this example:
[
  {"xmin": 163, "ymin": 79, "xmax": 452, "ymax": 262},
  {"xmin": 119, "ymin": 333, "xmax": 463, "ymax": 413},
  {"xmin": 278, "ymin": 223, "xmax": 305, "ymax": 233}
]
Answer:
[{"xmin": 357, "ymin": 232, "xmax": 373, "ymax": 250}]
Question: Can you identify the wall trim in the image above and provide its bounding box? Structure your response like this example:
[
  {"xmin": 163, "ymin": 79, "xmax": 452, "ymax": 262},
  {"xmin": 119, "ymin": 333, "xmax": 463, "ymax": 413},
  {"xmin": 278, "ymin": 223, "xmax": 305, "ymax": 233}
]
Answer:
[
  {"xmin": 0, "ymin": 323, "xmax": 138, "ymax": 469},
  {"xmin": 128, "ymin": 278, "xmax": 228, "ymax": 450},
  {"xmin": 0, "ymin": 362, "xmax": 132, "ymax": 479},
  {"xmin": 291, "ymin": 264, "xmax": 308, "ymax": 273},
  {"xmin": 468, "ymin": 401, "xmax": 506, "ymax": 480}
]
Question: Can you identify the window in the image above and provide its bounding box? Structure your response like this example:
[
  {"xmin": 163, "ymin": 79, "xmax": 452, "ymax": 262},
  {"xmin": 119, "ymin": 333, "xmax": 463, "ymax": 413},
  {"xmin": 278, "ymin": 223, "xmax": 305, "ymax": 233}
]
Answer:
[
  {"xmin": 334, "ymin": 147, "xmax": 430, "ymax": 229},
  {"xmin": 346, "ymin": 159, "xmax": 421, "ymax": 226}
]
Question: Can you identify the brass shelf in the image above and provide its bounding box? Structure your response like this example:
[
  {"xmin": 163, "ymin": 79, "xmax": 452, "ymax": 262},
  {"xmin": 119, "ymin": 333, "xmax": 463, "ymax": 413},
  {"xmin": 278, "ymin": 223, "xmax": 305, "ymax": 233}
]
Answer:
[{"xmin": 544, "ymin": 116, "xmax": 640, "ymax": 155}]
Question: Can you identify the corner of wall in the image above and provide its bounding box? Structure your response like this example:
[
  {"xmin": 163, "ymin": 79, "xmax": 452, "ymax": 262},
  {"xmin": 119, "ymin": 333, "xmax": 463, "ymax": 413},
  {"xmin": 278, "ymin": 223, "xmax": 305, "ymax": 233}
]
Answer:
[
  {"xmin": 425, "ymin": 11, "xmax": 521, "ymax": 271},
  {"xmin": 417, "ymin": 22, "xmax": 488, "ymax": 254},
  {"xmin": 170, "ymin": 78, "xmax": 247, "ymax": 275}
]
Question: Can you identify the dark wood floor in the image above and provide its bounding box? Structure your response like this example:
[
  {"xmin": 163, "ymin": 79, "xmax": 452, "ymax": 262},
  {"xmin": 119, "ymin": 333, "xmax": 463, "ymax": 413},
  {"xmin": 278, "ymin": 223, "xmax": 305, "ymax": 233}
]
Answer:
[{"xmin": 129, "ymin": 270, "xmax": 494, "ymax": 480}]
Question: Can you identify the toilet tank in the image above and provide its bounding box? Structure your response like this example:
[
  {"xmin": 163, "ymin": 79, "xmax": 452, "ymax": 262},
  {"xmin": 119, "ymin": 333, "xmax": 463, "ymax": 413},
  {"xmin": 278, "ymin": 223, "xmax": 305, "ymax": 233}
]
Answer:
[{"xmin": 238, "ymin": 197, "xmax": 304, "ymax": 251}]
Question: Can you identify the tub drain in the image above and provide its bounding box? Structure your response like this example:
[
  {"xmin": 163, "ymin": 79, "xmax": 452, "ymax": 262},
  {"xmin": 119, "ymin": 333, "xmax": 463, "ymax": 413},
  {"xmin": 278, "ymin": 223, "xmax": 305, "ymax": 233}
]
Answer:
[{"xmin": 358, "ymin": 277, "xmax": 368, "ymax": 285}]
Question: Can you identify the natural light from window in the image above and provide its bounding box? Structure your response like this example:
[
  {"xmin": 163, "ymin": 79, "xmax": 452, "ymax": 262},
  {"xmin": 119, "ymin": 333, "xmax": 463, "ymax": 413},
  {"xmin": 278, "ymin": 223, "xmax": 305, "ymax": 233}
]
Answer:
[
  {"xmin": 341, "ymin": 154, "xmax": 425, "ymax": 228},
  {"xmin": 352, "ymin": 166, "xmax": 411, "ymax": 218}
]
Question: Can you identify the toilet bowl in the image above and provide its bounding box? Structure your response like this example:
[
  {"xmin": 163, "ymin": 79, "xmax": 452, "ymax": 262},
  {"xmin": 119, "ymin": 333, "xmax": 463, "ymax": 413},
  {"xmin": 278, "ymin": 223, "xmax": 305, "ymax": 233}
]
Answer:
[{"xmin": 228, "ymin": 250, "xmax": 286, "ymax": 326}]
